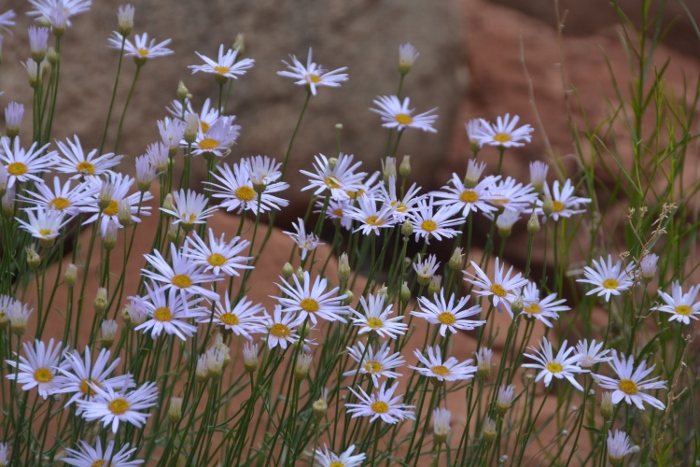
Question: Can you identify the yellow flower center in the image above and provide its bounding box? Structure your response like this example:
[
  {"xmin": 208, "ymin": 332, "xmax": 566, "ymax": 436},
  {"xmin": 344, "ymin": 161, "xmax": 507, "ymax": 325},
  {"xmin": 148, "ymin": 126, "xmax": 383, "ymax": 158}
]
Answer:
[
  {"xmin": 308, "ymin": 74, "xmax": 321, "ymax": 84},
  {"xmin": 33, "ymin": 367, "xmax": 53, "ymax": 383},
  {"xmin": 602, "ymin": 278, "xmax": 619, "ymax": 290},
  {"xmin": 367, "ymin": 317, "xmax": 383, "ymax": 329},
  {"xmin": 437, "ymin": 312, "xmax": 456, "ymax": 325},
  {"xmin": 39, "ymin": 228, "xmax": 53, "ymax": 238},
  {"xmin": 76, "ymin": 161, "xmax": 96, "ymax": 174},
  {"xmin": 270, "ymin": 323, "xmax": 290, "ymax": 338},
  {"xmin": 207, "ymin": 253, "xmax": 227, "ymax": 267},
  {"xmin": 365, "ymin": 216, "xmax": 384, "ymax": 226},
  {"xmin": 493, "ymin": 133, "xmax": 511, "ymax": 143},
  {"xmin": 546, "ymin": 362, "xmax": 563, "ymax": 373},
  {"xmin": 395, "ymin": 113, "xmax": 413, "ymax": 125},
  {"xmin": 79, "ymin": 378, "xmax": 101, "ymax": 396},
  {"xmin": 371, "ymin": 401, "xmax": 389, "ymax": 413},
  {"xmin": 171, "ymin": 274, "xmax": 192, "ymax": 288},
  {"xmin": 7, "ymin": 162, "xmax": 28, "ymax": 176},
  {"xmin": 347, "ymin": 189, "xmax": 365, "ymax": 199},
  {"xmin": 431, "ymin": 365, "xmax": 451, "ymax": 377},
  {"xmin": 524, "ymin": 303, "xmax": 541, "ymax": 315},
  {"xmin": 214, "ymin": 65, "xmax": 230, "ymax": 75},
  {"xmin": 300, "ymin": 298, "xmax": 320, "ymax": 313},
  {"xmin": 675, "ymin": 305, "xmax": 692, "ymax": 316},
  {"xmin": 200, "ymin": 121, "xmax": 210, "ymax": 133},
  {"xmin": 153, "ymin": 306, "xmax": 173, "ymax": 321},
  {"xmin": 108, "ymin": 397, "xmax": 130, "ymax": 415},
  {"xmin": 491, "ymin": 199, "xmax": 508, "ymax": 205},
  {"xmin": 618, "ymin": 379, "xmax": 638, "ymax": 395},
  {"xmin": 198, "ymin": 138, "xmax": 220, "ymax": 150},
  {"xmin": 219, "ymin": 312, "xmax": 240, "ymax": 326},
  {"xmin": 490, "ymin": 284, "xmax": 507, "ymax": 298},
  {"xmin": 103, "ymin": 200, "xmax": 118, "ymax": 216},
  {"xmin": 49, "ymin": 197, "xmax": 71, "ymax": 210},
  {"xmin": 553, "ymin": 200, "xmax": 565, "ymax": 213},
  {"xmin": 460, "ymin": 190, "xmax": 479, "ymax": 203},
  {"xmin": 324, "ymin": 176, "xmax": 341, "ymax": 189},
  {"xmin": 235, "ymin": 185, "xmax": 256, "ymax": 202},
  {"xmin": 421, "ymin": 220, "xmax": 438, "ymax": 232},
  {"xmin": 395, "ymin": 203, "xmax": 408, "ymax": 213},
  {"xmin": 329, "ymin": 462, "xmax": 344, "ymax": 467},
  {"xmin": 137, "ymin": 48, "xmax": 149, "ymax": 57},
  {"xmin": 92, "ymin": 460, "xmax": 106, "ymax": 467},
  {"xmin": 364, "ymin": 361, "xmax": 383, "ymax": 373},
  {"xmin": 333, "ymin": 208, "xmax": 344, "ymax": 217}
]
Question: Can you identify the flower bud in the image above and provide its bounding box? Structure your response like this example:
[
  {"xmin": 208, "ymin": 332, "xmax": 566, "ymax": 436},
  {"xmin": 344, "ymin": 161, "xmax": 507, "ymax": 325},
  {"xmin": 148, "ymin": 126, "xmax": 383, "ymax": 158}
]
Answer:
[
  {"xmin": 1, "ymin": 185, "xmax": 15, "ymax": 218},
  {"xmin": 639, "ymin": 253, "xmax": 658, "ymax": 284},
  {"xmin": 399, "ymin": 155, "xmax": 411, "ymax": 177},
  {"xmin": 167, "ymin": 222, "xmax": 185, "ymax": 246},
  {"xmin": 542, "ymin": 195, "xmax": 554, "ymax": 217},
  {"xmin": 401, "ymin": 220, "xmax": 413, "ymax": 237},
  {"xmin": 483, "ymin": 417, "xmax": 497, "ymax": 443},
  {"xmin": 8, "ymin": 302, "xmax": 32, "ymax": 336},
  {"xmin": 334, "ymin": 123, "xmax": 343, "ymax": 131},
  {"xmin": 376, "ymin": 286, "xmax": 389, "ymax": 302},
  {"xmin": 338, "ymin": 253, "xmax": 351, "ymax": 282},
  {"xmin": 64, "ymin": 263, "xmax": 77, "ymax": 287},
  {"xmin": 243, "ymin": 341, "xmax": 258, "ymax": 373},
  {"xmin": 328, "ymin": 158, "xmax": 338, "ymax": 170},
  {"xmin": 312, "ymin": 396, "xmax": 328, "ymax": 419},
  {"xmin": 117, "ymin": 4, "xmax": 135, "ymax": 37},
  {"xmin": 432, "ymin": 407, "xmax": 450, "ymax": 445},
  {"xmin": 184, "ymin": 114, "xmax": 199, "ymax": 144},
  {"xmin": 94, "ymin": 288, "xmax": 109, "ymax": 314},
  {"xmin": 343, "ymin": 290, "xmax": 354, "ymax": 306},
  {"xmin": 464, "ymin": 159, "xmax": 486, "ymax": 188},
  {"xmin": 382, "ymin": 157, "xmax": 396, "ymax": 182},
  {"xmin": 475, "ymin": 347, "xmax": 493, "ymax": 379},
  {"xmin": 601, "ymin": 391, "xmax": 613, "ymax": 420},
  {"xmin": 294, "ymin": 353, "xmax": 313, "ymax": 380},
  {"xmin": 102, "ymin": 221, "xmax": 118, "ymax": 251},
  {"xmin": 398, "ymin": 43, "xmax": 419, "ymax": 74},
  {"xmin": 495, "ymin": 384, "xmax": 515, "ymax": 416},
  {"xmin": 510, "ymin": 295, "xmax": 523, "ymax": 315},
  {"xmin": 29, "ymin": 27, "xmax": 49, "ymax": 63},
  {"xmin": 176, "ymin": 80, "xmax": 191, "ymax": 101},
  {"xmin": 295, "ymin": 267, "xmax": 304, "ymax": 284},
  {"xmin": 26, "ymin": 245, "xmax": 41, "ymax": 268},
  {"xmin": 527, "ymin": 210, "xmax": 540, "ymax": 235},
  {"xmin": 232, "ymin": 33, "xmax": 245, "ymax": 55},
  {"xmin": 448, "ymin": 248, "xmax": 463, "ymax": 270},
  {"xmin": 282, "ymin": 262, "xmax": 294, "ymax": 279},
  {"xmin": 118, "ymin": 200, "xmax": 133, "ymax": 227},
  {"xmin": 400, "ymin": 282, "xmax": 411, "ymax": 302},
  {"xmin": 101, "ymin": 319, "xmax": 118, "ymax": 348},
  {"xmin": 47, "ymin": 47, "xmax": 59, "ymax": 66},
  {"xmin": 166, "ymin": 397, "xmax": 182, "ymax": 425},
  {"xmin": 196, "ymin": 355, "xmax": 208, "ymax": 383},
  {"xmin": 428, "ymin": 275, "xmax": 442, "ymax": 296}
]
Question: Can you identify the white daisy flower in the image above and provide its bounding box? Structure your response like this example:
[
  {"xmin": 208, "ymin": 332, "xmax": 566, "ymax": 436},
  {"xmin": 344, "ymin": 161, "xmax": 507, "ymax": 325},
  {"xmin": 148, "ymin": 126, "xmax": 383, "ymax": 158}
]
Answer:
[
  {"xmin": 348, "ymin": 196, "xmax": 396, "ymax": 236},
  {"xmin": 62, "ymin": 439, "xmax": 143, "ymax": 467},
  {"xmin": 485, "ymin": 176, "xmax": 537, "ymax": 215},
  {"xmin": 5, "ymin": 338, "xmax": 65, "ymax": 399},
  {"xmin": 53, "ymin": 135, "xmax": 122, "ymax": 179},
  {"xmin": 652, "ymin": 280, "xmax": 700, "ymax": 324},
  {"xmin": 432, "ymin": 172, "xmax": 500, "ymax": 217},
  {"xmin": 284, "ymin": 218, "xmax": 324, "ymax": 260},
  {"xmin": 141, "ymin": 244, "xmax": 221, "ymax": 302},
  {"xmin": 313, "ymin": 444, "xmax": 365, "ymax": 467},
  {"xmin": 200, "ymin": 294, "xmax": 266, "ymax": 340},
  {"xmin": 300, "ymin": 153, "xmax": 366, "ymax": 201},
  {"xmin": 345, "ymin": 171, "xmax": 381, "ymax": 201},
  {"xmin": 350, "ymin": 293, "xmax": 408, "ymax": 340},
  {"xmin": 189, "ymin": 117, "xmax": 240, "ymax": 158},
  {"xmin": 638, "ymin": 253, "xmax": 659, "ymax": 283},
  {"xmin": 132, "ymin": 283, "xmax": 207, "ymax": 341},
  {"xmin": 465, "ymin": 118, "xmax": 489, "ymax": 149},
  {"xmin": 160, "ymin": 188, "xmax": 218, "ymax": 229},
  {"xmin": 108, "ymin": 31, "xmax": 173, "ymax": 60},
  {"xmin": 409, "ymin": 345, "xmax": 477, "ymax": 382},
  {"xmin": 0, "ymin": 442, "xmax": 9, "ymax": 467},
  {"xmin": 575, "ymin": 339, "xmax": 612, "ymax": 368},
  {"xmin": 343, "ymin": 340, "xmax": 405, "ymax": 387},
  {"xmin": 477, "ymin": 113, "xmax": 533, "ymax": 148},
  {"xmin": 345, "ymin": 381, "xmax": 414, "ymax": 424},
  {"xmin": 184, "ymin": 228, "xmax": 252, "ymax": 277},
  {"xmin": 370, "ymin": 95, "xmax": 438, "ymax": 133},
  {"xmin": 577, "ymin": 255, "xmax": 635, "ymax": 302},
  {"xmin": 318, "ymin": 197, "xmax": 353, "ymax": 230},
  {"xmin": 20, "ymin": 176, "xmax": 97, "ymax": 216},
  {"xmin": 158, "ymin": 117, "xmax": 185, "ymax": 154},
  {"xmin": 277, "ymin": 47, "xmax": 348, "ymax": 96},
  {"xmin": 537, "ymin": 179, "xmax": 591, "ymax": 221},
  {"xmin": 414, "ymin": 254, "xmax": 440, "ymax": 285},
  {"xmin": 16, "ymin": 207, "xmax": 69, "ymax": 243},
  {"xmin": 189, "ymin": 44, "xmax": 255, "ymax": 80},
  {"xmin": 529, "ymin": 160, "xmax": 549, "ymax": 192},
  {"xmin": 378, "ymin": 176, "xmax": 422, "ymax": 222},
  {"xmin": 27, "ymin": 0, "xmax": 90, "ymax": 28},
  {"xmin": 274, "ymin": 271, "xmax": 348, "ymax": 325},
  {"xmin": 607, "ymin": 430, "xmax": 635, "ymax": 466},
  {"xmin": 0, "ymin": 136, "xmax": 56, "ymax": 189},
  {"xmin": 208, "ymin": 161, "xmax": 289, "ymax": 214},
  {"xmin": 77, "ymin": 381, "xmax": 158, "ymax": 433},
  {"xmin": 464, "ymin": 258, "xmax": 528, "ymax": 317},
  {"xmin": 243, "ymin": 155, "xmax": 283, "ymax": 186},
  {"xmin": 522, "ymin": 337, "xmax": 587, "ymax": 391},
  {"xmin": 408, "ymin": 197, "xmax": 463, "ymax": 244},
  {"xmin": 591, "ymin": 351, "xmax": 666, "ymax": 410},
  {"xmin": 0, "ymin": 10, "xmax": 16, "ymax": 33},
  {"xmin": 262, "ymin": 305, "xmax": 303, "ymax": 350},
  {"xmin": 55, "ymin": 347, "xmax": 134, "ymax": 408},
  {"xmin": 412, "ymin": 289, "xmax": 485, "ymax": 336},
  {"xmin": 143, "ymin": 142, "xmax": 169, "ymax": 173},
  {"xmin": 519, "ymin": 281, "xmax": 570, "ymax": 327}
]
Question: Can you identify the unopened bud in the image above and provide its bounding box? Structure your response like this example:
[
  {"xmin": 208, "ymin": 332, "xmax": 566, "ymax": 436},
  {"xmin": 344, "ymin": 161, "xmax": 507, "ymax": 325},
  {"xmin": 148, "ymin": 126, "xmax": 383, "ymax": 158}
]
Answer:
[
  {"xmin": 196, "ymin": 355, "xmax": 208, "ymax": 383},
  {"xmin": 448, "ymin": 248, "xmax": 463, "ymax": 270},
  {"xmin": 483, "ymin": 417, "xmax": 497, "ymax": 443},
  {"xmin": 102, "ymin": 222, "xmax": 118, "ymax": 251},
  {"xmin": 117, "ymin": 4, "xmax": 135, "ymax": 37},
  {"xmin": 400, "ymin": 282, "xmax": 411, "ymax": 302},
  {"xmin": 47, "ymin": 47, "xmax": 59, "ymax": 65},
  {"xmin": 399, "ymin": 155, "xmax": 411, "ymax": 177},
  {"xmin": 511, "ymin": 295, "xmax": 523, "ymax": 315},
  {"xmin": 177, "ymin": 80, "xmax": 191, "ymax": 101},
  {"xmin": 282, "ymin": 262, "xmax": 294, "ymax": 279},
  {"xmin": 295, "ymin": 267, "xmax": 304, "ymax": 284},
  {"xmin": 94, "ymin": 288, "xmax": 109, "ymax": 314},
  {"xmin": 64, "ymin": 263, "xmax": 78, "ymax": 287},
  {"xmin": 232, "ymin": 33, "xmax": 245, "ymax": 55},
  {"xmin": 167, "ymin": 222, "xmax": 185, "ymax": 246},
  {"xmin": 168, "ymin": 396, "xmax": 183, "ymax": 423},
  {"xmin": 382, "ymin": 157, "xmax": 397, "ymax": 182},
  {"xmin": 495, "ymin": 384, "xmax": 515, "ymax": 416},
  {"xmin": 26, "ymin": 245, "xmax": 41, "ymax": 268},
  {"xmin": 294, "ymin": 353, "xmax": 313, "ymax": 380},
  {"xmin": 118, "ymin": 200, "xmax": 133, "ymax": 227},
  {"xmin": 101, "ymin": 319, "xmax": 118, "ymax": 348},
  {"xmin": 313, "ymin": 397, "xmax": 328, "ymax": 419},
  {"xmin": 338, "ymin": 253, "xmax": 351, "ymax": 282},
  {"xmin": 542, "ymin": 195, "xmax": 554, "ymax": 217},
  {"xmin": 401, "ymin": 220, "xmax": 413, "ymax": 237},
  {"xmin": 163, "ymin": 193, "xmax": 175, "ymax": 212},
  {"xmin": 343, "ymin": 290, "xmax": 354, "ymax": 306},
  {"xmin": 527, "ymin": 210, "xmax": 540, "ymax": 235},
  {"xmin": 243, "ymin": 341, "xmax": 258, "ymax": 373},
  {"xmin": 184, "ymin": 114, "xmax": 199, "ymax": 144},
  {"xmin": 328, "ymin": 158, "xmax": 338, "ymax": 170},
  {"xmin": 428, "ymin": 275, "xmax": 442, "ymax": 296},
  {"xmin": 376, "ymin": 286, "xmax": 389, "ymax": 302},
  {"xmin": 601, "ymin": 391, "xmax": 613, "ymax": 420}
]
